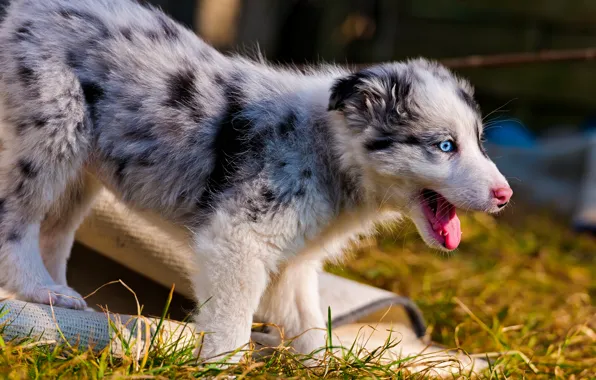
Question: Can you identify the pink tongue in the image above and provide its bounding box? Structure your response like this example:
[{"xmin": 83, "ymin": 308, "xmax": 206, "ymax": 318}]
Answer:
[{"xmin": 434, "ymin": 197, "xmax": 461, "ymax": 250}]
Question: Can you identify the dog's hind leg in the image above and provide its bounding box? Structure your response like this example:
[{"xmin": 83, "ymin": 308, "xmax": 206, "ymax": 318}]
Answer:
[
  {"xmin": 40, "ymin": 173, "xmax": 102, "ymax": 287},
  {"xmin": 0, "ymin": 47, "xmax": 92, "ymax": 309}
]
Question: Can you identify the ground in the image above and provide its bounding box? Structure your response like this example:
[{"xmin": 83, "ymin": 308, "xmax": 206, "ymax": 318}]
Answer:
[{"xmin": 0, "ymin": 205, "xmax": 594, "ymax": 379}]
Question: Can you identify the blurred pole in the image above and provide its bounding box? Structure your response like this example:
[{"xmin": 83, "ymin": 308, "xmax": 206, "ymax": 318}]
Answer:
[{"xmin": 195, "ymin": 0, "xmax": 241, "ymax": 49}]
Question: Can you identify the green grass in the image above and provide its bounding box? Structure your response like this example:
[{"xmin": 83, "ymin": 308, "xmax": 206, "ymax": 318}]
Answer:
[{"xmin": 1, "ymin": 207, "xmax": 595, "ymax": 379}]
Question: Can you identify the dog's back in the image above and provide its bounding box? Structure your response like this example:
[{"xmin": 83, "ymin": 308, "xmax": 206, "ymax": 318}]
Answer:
[{"xmin": 0, "ymin": 0, "xmax": 346, "ymax": 222}]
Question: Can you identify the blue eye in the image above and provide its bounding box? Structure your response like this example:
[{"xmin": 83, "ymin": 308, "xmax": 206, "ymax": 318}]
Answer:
[{"xmin": 438, "ymin": 140, "xmax": 456, "ymax": 152}]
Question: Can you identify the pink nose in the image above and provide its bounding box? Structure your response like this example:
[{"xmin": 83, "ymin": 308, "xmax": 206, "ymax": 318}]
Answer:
[{"xmin": 492, "ymin": 187, "xmax": 513, "ymax": 207}]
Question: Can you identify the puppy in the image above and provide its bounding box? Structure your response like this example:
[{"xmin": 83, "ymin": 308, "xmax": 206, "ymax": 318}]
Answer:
[{"xmin": 0, "ymin": 0, "xmax": 512, "ymax": 360}]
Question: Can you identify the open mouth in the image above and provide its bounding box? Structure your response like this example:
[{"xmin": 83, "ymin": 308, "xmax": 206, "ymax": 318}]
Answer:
[{"xmin": 420, "ymin": 189, "xmax": 461, "ymax": 250}]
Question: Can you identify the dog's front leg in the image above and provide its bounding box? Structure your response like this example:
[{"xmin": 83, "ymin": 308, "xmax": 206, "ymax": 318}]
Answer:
[
  {"xmin": 192, "ymin": 226, "xmax": 269, "ymax": 363},
  {"xmin": 254, "ymin": 259, "xmax": 327, "ymax": 358}
]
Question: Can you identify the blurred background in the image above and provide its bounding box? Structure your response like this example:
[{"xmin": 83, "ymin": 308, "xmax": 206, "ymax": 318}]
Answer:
[
  {"xmin": 147, "ymin": 0, "xmax": 596, "ymax": 135},
  {"xmin": 0, "ymin": 2, "xmax": 594, "ymax": 376}
]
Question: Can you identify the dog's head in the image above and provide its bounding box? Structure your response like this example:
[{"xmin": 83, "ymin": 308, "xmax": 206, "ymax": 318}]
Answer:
[{"xmin": 329, "ymin": 58, "xmax": 512, "ymax": 251}]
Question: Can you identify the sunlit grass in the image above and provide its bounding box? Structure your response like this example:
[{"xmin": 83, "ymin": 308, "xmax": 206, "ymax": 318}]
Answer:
[{"xmin": 0, "ymin": 206, "xmax": 594, "ymax": 378}]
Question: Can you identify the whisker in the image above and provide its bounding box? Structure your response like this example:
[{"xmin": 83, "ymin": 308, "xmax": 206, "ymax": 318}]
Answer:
[
  {"xmin": 482, "ymin": 98, "xmax": 518, "ymax": 122},
  {"xmin": 483, "ymin": 118, "xmax": 525, "ymax": 129}
]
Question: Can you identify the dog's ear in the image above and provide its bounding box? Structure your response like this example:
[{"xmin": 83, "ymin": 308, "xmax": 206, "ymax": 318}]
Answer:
[
  {"xmin": 330, "ymin": 69, "xmax": 413, "ymax": 123},
  {"xmin": 328, "ymin": 72, "xmax": 368, "ymax": 111}
]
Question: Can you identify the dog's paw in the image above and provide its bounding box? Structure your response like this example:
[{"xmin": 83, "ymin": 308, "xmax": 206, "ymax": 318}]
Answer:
[
  {"xmin": 24, "ymin": 285, "xmax": 87, "ymax": 310},
  {"xmin": 289, "ymin": 328, "xmax": 327, "ymax": 356}
]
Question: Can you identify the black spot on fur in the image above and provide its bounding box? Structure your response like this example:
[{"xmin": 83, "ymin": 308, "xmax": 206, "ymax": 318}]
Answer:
[
  {"xmin": 166, "ymin": 69, "xmax": 204, "ymax": 123},
  {"xmin": 81, "ymin": 81, "xmax": 104, "ymax": 123},
  {"xmin": 277, "ymin": 112, "xmax": 297, "ymax": 136},
  {"xmin": 120, "ymin": 27, "xmax": 133, "ymax": 41},
  {"xmin": 366, "ymin": 137, "xmax": 394, "ymax": 151},
  {"xmin": 457, "ymin": 88, "xmax": 479, "ymax": 112},
  {"xmin": 0, "ymin": 199, "xmax": 5, "ymax": 218},
  {"xmin": 17, "ymin": 64, "xmax": 35, "ymax": 87},
  {"xmin": 196, "ymin": 80, "xmax": 256, "ymax": 210},
  {"xmin": 158, "ymin": 15, "xmax": 179, "ymax": 39},
  {"xmin": 213, "ymin": 73, "xmax": 226, "ymax": 86},
  {"xmin": 81, "ymin": 81, "xmax": 104, "ymax": 105},
  {"xmin": 83, "ymin": 89, "xmax": 103, "ymax": 125},
  {"xmin": 18, "ymin": 159, "xmax": 37, "ymax": 178},
  {"xmin": 302, "ymin": 169, "xmax": 312, "ymax": 179},
  {"xmin": 261, "ymin": 187, "xmax": 276, "ymax": 203},
  {"xmin": 145, "ymin": 30, "xmax": 159, "ymax": 40},
  {"xmin": 7, "ymin": 228, "xmax": 22, "ymax": 242},
  {"xmin": 15, "ymin": 22, "xmax": 33, "ymax": 41},
  {"xmin": 365, "ymin": 129, "xmax": 421, "ymax": 151},
  {"xmin": 166, "ymin": 70, "xmax": 196, "ymax": 108},
  {"xmin": 401, "ymin": 135, "xmax": 422, "ymax": 145},
  {"xmin": 66, "ymin": 50, "xmax": 80, "ymax": 69}
]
